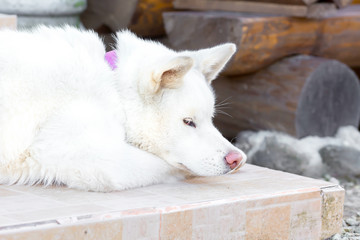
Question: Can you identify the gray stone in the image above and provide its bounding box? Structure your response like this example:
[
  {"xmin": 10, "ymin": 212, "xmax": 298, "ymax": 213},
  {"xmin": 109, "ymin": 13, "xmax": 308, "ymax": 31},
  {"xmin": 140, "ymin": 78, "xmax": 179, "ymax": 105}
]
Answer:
[
  {"xmin": 345, "ymin": 218, "xmax": 359, "ymax": 226},
  {"xmin": 235, "ymin": 131, "xmax": 256, "ymax": 155},
  {"xmin": 320, "ymin": 145, "xmax": 360, "ymax": 179},
  {"xmin": 330, "ymin": 233, "xmax": 341, "ymax": 240},
  {"xmin": 250, "ymin": 136, "xmax": 310, "ymax": 175},
  {"xmin": 344, "ymin": 226, "xmax": 354, "ymax": 232}
]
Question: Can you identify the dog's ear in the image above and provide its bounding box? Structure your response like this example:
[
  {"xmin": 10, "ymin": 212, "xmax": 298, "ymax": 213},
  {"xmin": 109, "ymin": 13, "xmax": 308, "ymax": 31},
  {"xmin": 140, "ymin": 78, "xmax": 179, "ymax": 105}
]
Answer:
[
  {"xmin": 193, "ymin": 43, "xmax": 236, "ymax": 83},
  {"xmin": 151, "ymin": 56, "xmax": 193, "ymax": 93}
]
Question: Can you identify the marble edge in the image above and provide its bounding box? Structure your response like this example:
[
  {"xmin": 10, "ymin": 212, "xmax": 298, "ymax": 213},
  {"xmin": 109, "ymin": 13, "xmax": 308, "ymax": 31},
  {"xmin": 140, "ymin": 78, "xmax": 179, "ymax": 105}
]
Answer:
[
  {"xmin": 319, "ymin": 184, "xmax": 345, "ymax": 192},
  {"xmin": 0, "ymin": 185, "xmax": 324, "ymax": 235},
  {"xmin": 0, "ymin": 14, "xmax": 17, "ymax": 19}
]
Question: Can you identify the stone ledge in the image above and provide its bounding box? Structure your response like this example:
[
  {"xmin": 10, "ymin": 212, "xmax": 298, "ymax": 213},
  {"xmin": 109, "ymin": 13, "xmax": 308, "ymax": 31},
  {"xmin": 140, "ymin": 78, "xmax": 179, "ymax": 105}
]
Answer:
[
  {"xmin": 0, "ymin": 14, "xmax": 17, "ymax": 30},
  {"xmin": 0, "ymin": 164, "xmax": 344, "ymax": 239}
]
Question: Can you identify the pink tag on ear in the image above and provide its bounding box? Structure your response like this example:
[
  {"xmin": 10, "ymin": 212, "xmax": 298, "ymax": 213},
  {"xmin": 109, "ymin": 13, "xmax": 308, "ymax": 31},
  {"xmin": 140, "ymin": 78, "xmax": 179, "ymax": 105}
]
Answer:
[{"xmin": 105, "ymin": 50, "xmax": 117, "ymax": 70}]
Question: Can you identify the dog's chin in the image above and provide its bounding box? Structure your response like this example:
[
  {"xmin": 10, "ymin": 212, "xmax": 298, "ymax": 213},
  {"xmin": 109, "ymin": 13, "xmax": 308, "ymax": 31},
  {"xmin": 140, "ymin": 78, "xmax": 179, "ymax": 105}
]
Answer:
[
  {"xmin": 178, "ymin": 163, "xmax": 231, "ymax": 177},
  {"xmin": 170, "ymin": 162, "xmax": 202, "ymax": 178},
  {"xmin": 171, "ymin": 161, "xmax": 233, "ymax": 177}
]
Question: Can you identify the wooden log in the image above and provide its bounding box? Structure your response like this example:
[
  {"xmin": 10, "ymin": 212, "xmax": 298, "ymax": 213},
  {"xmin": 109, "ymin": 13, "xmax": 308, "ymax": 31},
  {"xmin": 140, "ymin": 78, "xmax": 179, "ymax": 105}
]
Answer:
[
  {"xmin": 234, "ymin": 0, "xmax": 317, "ymax": 5},
  {"xmin": 173, "ymin": 0, "xmax": 337, "ymax": 18},
  {"xmin": 353, "ymin": 67, "xmax": 360, "ymax": 78},
  {"xmin": 129, "ymin": 0, "xmax": 173, "ymax": 37},
  {"xmin": 212, "ymin": 55, "xmax": 360, "ymax": 138},
  {"xmin": 300, "ymin": 0, "xmax": 317, "ymax": 4},
  {"xmin": 81, "ymin": 0, "xmax": 173, "ymax": 37},
  {"xmin": 334, "ymin": 0, "xmax": 353, "ymax": 8},
  {"xmin": 163, "ymin": 6, "xmax": 360, "ymax": 76},
  {"xmin": 307, "ymin": 3, "xmax": 337, "ymax": 18},
  {"xmin": 81, "ymin": 0, "xmax": 138, "ymax": 32},
  {"xmin": 219, "ymin": 0, "xmax": 351, "ymax": 7},
  {"xmin": 312, "ymin": 7, "xmax": 360, "ymax": 68}
]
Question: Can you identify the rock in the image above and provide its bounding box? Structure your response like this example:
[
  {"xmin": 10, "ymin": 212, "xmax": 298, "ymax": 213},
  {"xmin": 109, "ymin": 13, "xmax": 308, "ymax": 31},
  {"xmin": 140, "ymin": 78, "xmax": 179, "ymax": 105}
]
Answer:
[
  {"xmin": 336, "ymin": 126, "xmax": 360, "ymax": 149},
  {"xmin": 344, "ymin": 226, "xmax": 354, "ymax": 232},
  {"xmin": 355, "ymin": 227, "xmax": 360, "ymax": 233},
  {"xmin": 235, "ymin": 130, "xmax": 326, "ymax": 177},
  {"xmin": 320, "ymin": 145, "xmax": 360, "ymax": 179},
  {"xmin": 331, "ymin": 233, "xmax": 341, "ymax": 240},
  {"xmin": 329, "ymin": 177, "xmax": 340, "ymax": 185},
  {"xmin": 345, "ymin": 218, "xmax": 359, "ymax": 226},
  {"xmin": 250, "ymin": 136, "xmax": 310, "ymax": 175},
  {"xmin": 235, "ymin": 131, "xmax": 257, "ymax": 155},
  {"xmin": 324, "ymin": 174, "xmax": 340, "ymax": 185}
]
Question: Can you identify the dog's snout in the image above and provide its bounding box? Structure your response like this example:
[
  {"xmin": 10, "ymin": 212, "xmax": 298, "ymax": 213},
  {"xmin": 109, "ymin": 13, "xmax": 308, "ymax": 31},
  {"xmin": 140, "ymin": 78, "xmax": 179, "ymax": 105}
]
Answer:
[{"xmin": 225, "ymin": 151, "xmax": 243, "ymax": 170}]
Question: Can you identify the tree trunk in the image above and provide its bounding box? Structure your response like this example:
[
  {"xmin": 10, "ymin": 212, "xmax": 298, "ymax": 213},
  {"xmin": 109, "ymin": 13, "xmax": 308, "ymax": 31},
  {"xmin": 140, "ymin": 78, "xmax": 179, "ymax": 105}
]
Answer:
[
  {"xmin": 173, "ymin": 0, "xmax": 337, "ymax": 18},
  {"xmin": 129, "ymin": 0, "xmax": 173, "ymax": 37},
  {"xmin": 82, "ymin": 0, "xmax": 173, "ymax": 37},
  {"xmin": 163, "ymin": 6, "xmax": 360, "ymax": 75},
  {"xmin": 213, "ymin": 55, "xmax": 360, "ymax": 138}
]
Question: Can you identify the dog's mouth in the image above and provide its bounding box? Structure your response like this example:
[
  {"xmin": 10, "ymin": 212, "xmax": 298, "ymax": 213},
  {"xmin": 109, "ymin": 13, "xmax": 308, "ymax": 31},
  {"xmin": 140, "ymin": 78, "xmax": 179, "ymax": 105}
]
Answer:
[{"xmin": 174, "ymin": 152, "xmax": 247, "ymax": 176}]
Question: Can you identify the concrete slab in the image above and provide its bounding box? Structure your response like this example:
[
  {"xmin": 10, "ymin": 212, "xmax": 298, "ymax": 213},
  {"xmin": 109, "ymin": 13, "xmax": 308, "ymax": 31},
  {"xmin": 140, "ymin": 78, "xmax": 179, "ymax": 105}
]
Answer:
[{"xmin": 0, "ymin": 164, "xmax": 344, "ymax": 239}]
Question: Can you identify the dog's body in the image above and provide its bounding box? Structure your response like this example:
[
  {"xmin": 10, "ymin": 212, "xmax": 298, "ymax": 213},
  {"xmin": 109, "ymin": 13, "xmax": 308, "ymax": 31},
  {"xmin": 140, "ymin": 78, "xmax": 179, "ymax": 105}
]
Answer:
[{"xmin": 0, "ymin": 26, "xmax": 246, "ymax": 191}]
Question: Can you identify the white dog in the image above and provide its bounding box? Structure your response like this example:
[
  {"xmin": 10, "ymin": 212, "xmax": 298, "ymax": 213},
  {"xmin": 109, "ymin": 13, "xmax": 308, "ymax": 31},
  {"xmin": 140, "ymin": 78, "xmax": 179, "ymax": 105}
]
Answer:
[{"xmin": 0, "ymin": 26, "xmax": 246, "ymax": 192}]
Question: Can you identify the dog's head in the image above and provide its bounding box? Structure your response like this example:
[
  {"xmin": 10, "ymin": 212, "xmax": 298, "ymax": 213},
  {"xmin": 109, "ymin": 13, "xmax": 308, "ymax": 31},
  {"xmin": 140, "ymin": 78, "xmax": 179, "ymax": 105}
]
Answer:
[{"xmin": 115, "ymin": 31, "xmax": 247, "ymax": 176}]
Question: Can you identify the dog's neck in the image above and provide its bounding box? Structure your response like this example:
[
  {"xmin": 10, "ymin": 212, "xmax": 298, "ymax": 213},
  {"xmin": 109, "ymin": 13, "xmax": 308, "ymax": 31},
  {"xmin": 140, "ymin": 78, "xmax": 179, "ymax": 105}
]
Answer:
[{"xmin": 105, "ymin": 50, "xmax": 117, "ymax": 70}]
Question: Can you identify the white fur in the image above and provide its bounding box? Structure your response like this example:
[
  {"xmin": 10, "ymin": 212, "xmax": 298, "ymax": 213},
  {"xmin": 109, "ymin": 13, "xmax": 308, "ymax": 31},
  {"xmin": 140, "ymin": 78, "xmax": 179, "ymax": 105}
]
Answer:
[{"xmin": 0, "ymin": 26, "xmax": 246, "ymax": 192}]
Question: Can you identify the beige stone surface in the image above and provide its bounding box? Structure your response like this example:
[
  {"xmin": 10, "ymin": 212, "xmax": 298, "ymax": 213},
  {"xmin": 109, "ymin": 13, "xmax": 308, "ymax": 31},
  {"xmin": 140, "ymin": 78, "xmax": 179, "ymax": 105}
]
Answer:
[
  {"xmin": 192, "ymin": 201, "xmax": 246, "ymax": 239},
  {"xmin": 290, "ymin": 199, "xmax": 322, "ymax": 240},
  {"xmin": 246, "ymin": 205, "xmax": 291, "ymax": 240},
  {"xmin": 160, "ymin": 210, "xmax": 193, "ymax": 239},
  {"xmin": 0, "ymin": 164, "xmax": 344, "ymax": 239},
  {"xmin": 321, "ymin": 185, "xmax": 345, "ymax": 239},
  {"xmin": 0, "ymin": 220, "xmax": 123, "ymax": 240}
]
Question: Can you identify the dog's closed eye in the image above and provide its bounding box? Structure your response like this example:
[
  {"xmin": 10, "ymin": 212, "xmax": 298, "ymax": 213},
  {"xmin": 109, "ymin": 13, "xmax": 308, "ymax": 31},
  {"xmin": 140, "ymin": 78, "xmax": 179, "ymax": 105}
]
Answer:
[{"xmin": 183, "ymin": 118, "xmax": 196, "ymax": 128}]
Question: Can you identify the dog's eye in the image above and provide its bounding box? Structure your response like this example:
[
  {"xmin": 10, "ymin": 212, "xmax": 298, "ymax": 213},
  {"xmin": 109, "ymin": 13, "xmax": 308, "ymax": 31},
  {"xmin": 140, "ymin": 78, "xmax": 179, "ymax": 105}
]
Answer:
[{"xmin": 183, "ymin": 118, "xmax": 196, "ymax": 128}]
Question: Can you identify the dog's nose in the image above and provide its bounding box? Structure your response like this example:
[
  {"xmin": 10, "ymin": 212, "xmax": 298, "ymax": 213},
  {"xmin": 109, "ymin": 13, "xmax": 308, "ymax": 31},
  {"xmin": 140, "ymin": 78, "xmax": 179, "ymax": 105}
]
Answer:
[{"xmin": 225, "ymin": 151, "xmax": 243, "ymax": 170}]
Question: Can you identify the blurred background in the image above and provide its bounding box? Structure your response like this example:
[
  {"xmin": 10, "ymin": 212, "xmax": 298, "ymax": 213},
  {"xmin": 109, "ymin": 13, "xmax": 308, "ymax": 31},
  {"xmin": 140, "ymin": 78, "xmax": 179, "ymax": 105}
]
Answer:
[
  {"xmin": 2, "ymin": 0, "xmax": 359, "ymax": 140},
  {"xmin": 1, "ymin": 1, "xmax": 360, "ymax": 237}
]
